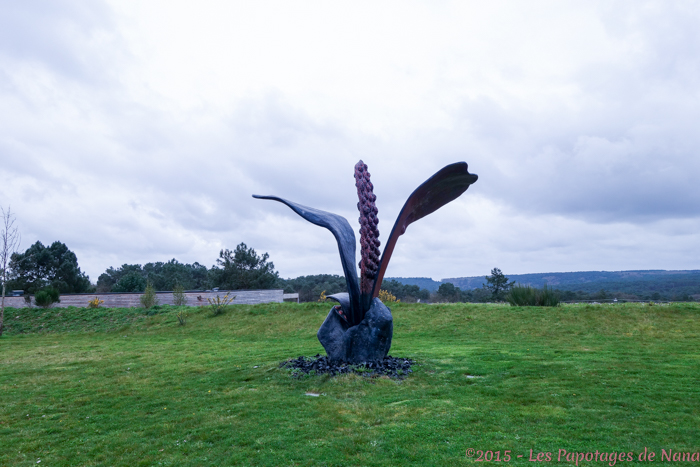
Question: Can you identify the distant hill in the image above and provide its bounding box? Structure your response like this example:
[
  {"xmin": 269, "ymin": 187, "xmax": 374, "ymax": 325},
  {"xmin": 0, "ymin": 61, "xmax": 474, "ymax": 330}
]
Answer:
[
  {"xmin": 442, "ymin": 270, "xmax": 700, "ymax": 290},
  {"xmin": 387, "ymin": 270, "xmax": 700, "ymax": 300},
  {"xmin": 286, "ymin": 270, "xmax": 700, "ymax": 301}
]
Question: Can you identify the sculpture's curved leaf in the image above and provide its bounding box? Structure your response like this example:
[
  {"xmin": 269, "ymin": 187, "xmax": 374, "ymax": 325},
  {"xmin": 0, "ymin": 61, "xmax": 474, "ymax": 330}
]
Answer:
[
  {"xmin": 326, "ymin": 292, "xmax": 351, "ymax": 323},
  {"xmin": 327, "ymin": 292, "xmax": 351, "ymax": 311},
  {"xmin": 252, "ymin": 195, "xmax": 362, "ymax": 325},
  {"xmin": 371, "ymin": 162, "xmax": 478, "ymax": 298}
]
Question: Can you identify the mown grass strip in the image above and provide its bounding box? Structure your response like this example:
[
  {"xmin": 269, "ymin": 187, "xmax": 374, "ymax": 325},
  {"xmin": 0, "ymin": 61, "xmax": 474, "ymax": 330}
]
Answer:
[{"xmin": 0, "ymin": 302, "xmax": 698, "ymax": 466}]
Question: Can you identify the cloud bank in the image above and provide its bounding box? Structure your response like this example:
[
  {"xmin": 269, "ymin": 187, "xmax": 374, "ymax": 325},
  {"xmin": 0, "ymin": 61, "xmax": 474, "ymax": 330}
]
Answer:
[{"xmin": 1, "ymin": 1, "xmax": 698, "ymax": 282}]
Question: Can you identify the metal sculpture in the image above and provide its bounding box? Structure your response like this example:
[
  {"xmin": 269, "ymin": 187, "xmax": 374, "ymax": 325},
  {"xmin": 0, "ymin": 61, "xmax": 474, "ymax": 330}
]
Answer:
[{"xmin": 254, "ymin": 161, "xmax": 477, "ymax": 363}]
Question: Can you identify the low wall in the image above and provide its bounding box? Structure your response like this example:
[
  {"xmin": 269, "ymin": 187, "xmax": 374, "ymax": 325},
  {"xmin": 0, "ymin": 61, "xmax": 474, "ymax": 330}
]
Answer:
[{"xmin": 2, "ymin": 290, "xmax": 285, "ymax": 308}]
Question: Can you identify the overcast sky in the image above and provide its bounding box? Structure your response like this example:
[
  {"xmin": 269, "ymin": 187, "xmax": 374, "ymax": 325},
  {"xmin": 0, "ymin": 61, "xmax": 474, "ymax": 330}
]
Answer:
[{"xmin": 1, "ymin": 1, "xmax": 699, "ymax": 283}]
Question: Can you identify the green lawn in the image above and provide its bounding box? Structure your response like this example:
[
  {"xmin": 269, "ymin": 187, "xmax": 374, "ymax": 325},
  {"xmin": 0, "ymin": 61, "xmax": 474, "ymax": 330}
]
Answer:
[{"xmin": 1, "ymin": 302, "xmax": 698, "ymax": 466}]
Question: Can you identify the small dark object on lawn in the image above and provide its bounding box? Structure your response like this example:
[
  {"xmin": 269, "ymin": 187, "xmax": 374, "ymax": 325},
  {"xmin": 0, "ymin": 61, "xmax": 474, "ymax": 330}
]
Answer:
[{"xmin": 280, "ymin": 354, "xmax": 414, "ymax": 379}]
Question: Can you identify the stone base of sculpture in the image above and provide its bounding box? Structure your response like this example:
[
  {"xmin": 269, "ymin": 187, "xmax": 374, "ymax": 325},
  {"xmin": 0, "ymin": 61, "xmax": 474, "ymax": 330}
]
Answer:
[{"xmin": 317, "ymin": 297, "xmax": 393, "ymax": 363}]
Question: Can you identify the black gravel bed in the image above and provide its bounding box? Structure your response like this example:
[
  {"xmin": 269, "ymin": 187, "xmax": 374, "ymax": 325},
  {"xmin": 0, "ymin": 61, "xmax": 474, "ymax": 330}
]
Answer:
[{"xmin": 280, "ymin": 354, "xmax": 415, "ymax": 379}]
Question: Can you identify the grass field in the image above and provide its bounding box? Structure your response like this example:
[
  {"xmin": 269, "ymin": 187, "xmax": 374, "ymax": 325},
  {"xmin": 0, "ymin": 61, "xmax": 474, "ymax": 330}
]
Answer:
[{"xmin": 1, "ymin": 302, "xmax": 698, "ymax": 466}]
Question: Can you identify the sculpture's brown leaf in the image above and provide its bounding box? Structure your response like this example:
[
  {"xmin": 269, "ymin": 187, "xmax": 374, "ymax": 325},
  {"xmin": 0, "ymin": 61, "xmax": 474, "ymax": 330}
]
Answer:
[{"xmin": 371, "ymin": 162, "xmax": 478, "ymax": 297}]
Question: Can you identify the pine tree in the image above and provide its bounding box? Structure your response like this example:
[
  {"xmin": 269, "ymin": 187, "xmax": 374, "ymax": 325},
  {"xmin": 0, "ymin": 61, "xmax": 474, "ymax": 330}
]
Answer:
[{"xmin": 484, "ymin": 268, "xmax": 514, "ymax": 301}]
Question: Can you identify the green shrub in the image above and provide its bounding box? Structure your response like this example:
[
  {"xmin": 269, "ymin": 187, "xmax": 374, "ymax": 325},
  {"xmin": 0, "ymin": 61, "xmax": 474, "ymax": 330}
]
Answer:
[
  {"xmin": 508, "ymin": 285, "xmax": 537, "ymax": 306},
  {"xmin": 538, "ymin": 285, "xmax": 560, "ymax": 307},
  {"xmin": 208, "ymin": 293, "xmax": 235, "ymax": 316},
  {"xmin": 140, "ymin": 281, "xmax": 159, "ymax": 309},
  {"xmin": 176, "ymin": 311, "xmax": 187, "ymax": 325},
  {"xmin": 507, "ymin": 284, "xmax": 560, "ymax": 307},
  {"xmin": 172, "ymin": 283, "xmax": 187, "ymax": 306},
  {"xmin": 34, "ymin": 287, "xmax": 60, "ymax": 308},
  {"xmin": 87, "ymin": 297, "xmax": 104, "ymax": 308}
]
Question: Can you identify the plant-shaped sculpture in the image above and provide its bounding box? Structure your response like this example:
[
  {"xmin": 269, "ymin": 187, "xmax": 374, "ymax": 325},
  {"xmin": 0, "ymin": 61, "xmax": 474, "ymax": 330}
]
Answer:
[{"xmin": 254, "ymin": 161, "xmax": 477, "ymax": 362}]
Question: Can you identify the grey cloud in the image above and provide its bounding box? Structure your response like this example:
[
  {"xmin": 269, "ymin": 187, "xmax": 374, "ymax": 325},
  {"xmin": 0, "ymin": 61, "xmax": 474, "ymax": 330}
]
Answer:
[
  {"xmin": 116, "ymin": 96, "xmax": 367, "ymax": 232},
  {"xmin": 0, "ymin": 0, "xmax": 119, "ymax": 83},
  {"xmin": 1, "ymin": 1, "xmax": 699, "ymax": 281},
  {"xmin": 406, "ymin": 3, "xmax": 700, "ymax": 224},
  {"xmin": 446, "ymin": 56, "xmax": 700, "ymax": 222}
]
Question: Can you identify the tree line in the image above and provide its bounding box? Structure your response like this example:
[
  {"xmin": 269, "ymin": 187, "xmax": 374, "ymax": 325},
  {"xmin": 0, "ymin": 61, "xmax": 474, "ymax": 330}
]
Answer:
[
  {"xmin": 4, "ymin": 235, "xmax": 692, "ymax": 305},
  {"xmin": 3, "ymin": 241, "xmax": 280, "ymax": 295},
  {"xmin": 94, "ymin": 241, "xmax": 279, "ymax": 293},
  {"xmin": 0, "ymin": 237, "xmax": 438, "ymax": 302},
  {"xmin": 0, "ymin": 237, "xmax": 560, "ymax": 304}
]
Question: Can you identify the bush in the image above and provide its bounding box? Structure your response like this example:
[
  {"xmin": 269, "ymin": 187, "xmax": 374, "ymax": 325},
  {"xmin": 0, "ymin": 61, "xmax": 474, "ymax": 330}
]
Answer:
[
  {"xmin": 172, "ymin": 283, "xmax": 187, "ymax": 306},
  {"xmin": 140, "ymin": 281, "xmax": 159, "ymax": 309},
  {"xmin": 507, "ymin": 284, "xmax": 560, "ymax": 307},
  {"xmin": 87, "ymin": 297, "xmax": 104, "ymax": 308},
  {"xmin": 176, "ymin": 311, "xmax": 187, "ymax": 325},
  {"xmin": 208, "ymin": 293, "xmax": 235, "ymax": 316},
  {"xmin": 378, "ymin": 289, "xmax": 399, "ymax": 303},
  {"xmin": 538, "ymin": 286, "xmax": 560, "ymax": 306},
  {"xmin": 34, "ymin": 287, "xmax": 60, "ymax": 308}
]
